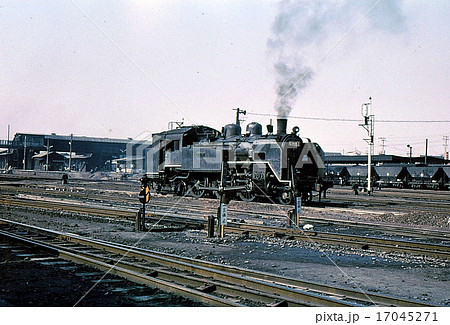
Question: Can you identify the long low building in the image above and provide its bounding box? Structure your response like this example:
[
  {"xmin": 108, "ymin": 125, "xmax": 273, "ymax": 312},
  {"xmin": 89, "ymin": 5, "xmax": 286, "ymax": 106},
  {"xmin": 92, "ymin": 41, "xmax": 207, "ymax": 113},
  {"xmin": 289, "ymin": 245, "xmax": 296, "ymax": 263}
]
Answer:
[{"xmin": 2, "ymin": 133, "xmax": 131, "ymax": 172}]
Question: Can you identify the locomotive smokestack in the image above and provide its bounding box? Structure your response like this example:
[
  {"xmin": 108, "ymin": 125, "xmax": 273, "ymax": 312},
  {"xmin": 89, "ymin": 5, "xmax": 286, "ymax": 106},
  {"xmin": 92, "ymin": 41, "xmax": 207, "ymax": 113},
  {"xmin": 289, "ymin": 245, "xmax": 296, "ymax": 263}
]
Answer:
[{"xmin": 277, "ymin": 118, "xmax": 287, "ymax": 135}]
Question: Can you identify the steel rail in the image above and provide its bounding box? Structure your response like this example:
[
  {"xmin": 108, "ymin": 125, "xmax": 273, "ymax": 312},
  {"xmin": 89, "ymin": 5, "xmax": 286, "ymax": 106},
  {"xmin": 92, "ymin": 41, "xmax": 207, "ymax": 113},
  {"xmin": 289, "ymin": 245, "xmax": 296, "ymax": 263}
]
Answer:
[
  {"xmin": 2, "ymin": 180, "xmax": 449, "ymax": 220},
  {"xmin": 1, "ymin": 196, "xmax": 449, "ymax": 259},
  {"xmin": 1, "ymin": 183, "xmax": 448, "ymax": 226},
  {"xmin": 330, "ymin": 187, "xmax": 450, "ymax": 200},
  {"xmin": 7, "ymin": 184, "xmax": 450, "ymax": 212},
  {"xmin": 324, "ymin": 198, "xmax": 450, "ymax": 212},
  {"xmin": 0, "ymin": 226, "xmax": 242, "ymax": 307},
  {"xmin": 226, "ymin": 223, "xmax": 450, "ymax": 259},
  {"xmin": 0, "ymin": 218, "xmax": 362, "ymax": 307},
  {"xmin": 0, "ymin": 229, "xmax": 241, "ymax": 307},
  {"xmin": 0, "ymin": 218, "xmax": 435, "ymax": 307},
  {"xmin": 2, "ymin": 183, "xmax": 450, "ymax": 241},
  {"xmin": 86, "ymin": 237, "xmax": 435, "ymax": 307},
  {"xmin": 3, "ymin": 183, "xmax": 450, "ymax": 215},
  {"xmin": 294, "ymin": 215, "xmax": 450, "ymax": 242},
  {"xmin": 3, "ymin": 195, "xmax": 450, "ymax": 258},
  {"xmin": 2, "ymin": 191, "xmax": 450, "ymax": 243}
]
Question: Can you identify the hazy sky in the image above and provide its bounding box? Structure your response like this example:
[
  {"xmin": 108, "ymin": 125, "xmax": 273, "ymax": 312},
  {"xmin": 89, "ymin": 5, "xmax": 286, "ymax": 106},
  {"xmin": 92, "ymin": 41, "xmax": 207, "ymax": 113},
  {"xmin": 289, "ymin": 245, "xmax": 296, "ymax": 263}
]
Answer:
[{"xmin": 1, "ymin": 0, "xmax": 449, "ymax": 156}]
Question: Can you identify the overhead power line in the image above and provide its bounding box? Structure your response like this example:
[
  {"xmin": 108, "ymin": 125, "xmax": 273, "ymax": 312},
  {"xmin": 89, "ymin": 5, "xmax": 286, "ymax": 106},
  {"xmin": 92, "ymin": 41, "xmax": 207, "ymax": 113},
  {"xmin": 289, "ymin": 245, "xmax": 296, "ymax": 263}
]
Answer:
[{"xmin": 246, "ymin": 112, "xmax": 450, "ymax": 123}]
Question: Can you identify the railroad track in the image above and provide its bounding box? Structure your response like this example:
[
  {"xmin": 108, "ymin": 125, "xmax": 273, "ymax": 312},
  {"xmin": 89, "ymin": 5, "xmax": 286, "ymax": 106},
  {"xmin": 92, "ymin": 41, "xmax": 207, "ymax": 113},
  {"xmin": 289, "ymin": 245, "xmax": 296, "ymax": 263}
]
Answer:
[
  {"xmin": 292, "ymin": 215, "xmax": 450, "ymax": 242},
  {"xmin": 1, "ymin": 195, "xmax": 449, "ymax": 259},
  {"xmin": 3, "ymin": 182, "xmax": 450, "ymax": 213},
  {"xmin": 331, "ymin": 187, "xmax": 450, "ymax": 201},
  {"xmin": 2, "ymin": 183, "xmax": 449, "ymax": 235},
  {"xmin": 2, "ymin": 179, "xmax": 450, "ymax": 219},
  {"xmin": 227, "ymin": 223, "xmax": 450, "ymax": 259},
  {"xmin": 326, "ymin": 188, "xmax": 450, "ymax": 210},
  {"xmin": 0, "ymin": 217, "xmax": 436, "ymax": 307},
  {"xmin": 322, "ymin": 198, "xmax": 450, "ymax": 214},
  {"xmin": 1, "ymin": 184, "xmax": 450, "ymax": 242}
]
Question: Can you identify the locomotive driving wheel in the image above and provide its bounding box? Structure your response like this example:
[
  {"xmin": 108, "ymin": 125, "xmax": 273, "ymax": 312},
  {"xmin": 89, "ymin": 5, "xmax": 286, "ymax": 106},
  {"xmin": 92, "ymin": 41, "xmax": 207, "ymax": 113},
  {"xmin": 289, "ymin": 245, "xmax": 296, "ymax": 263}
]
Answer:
[
  {"xmin": 278, "ymin": 190, "xmax": 293, "ymax": 205},
  {"xmin": 188, "ymin": 181, "xmax": 205, "ymax": 198},
  {"xmin": 237, "ymin": 190, "xmax": 256, "ymax": 202}
]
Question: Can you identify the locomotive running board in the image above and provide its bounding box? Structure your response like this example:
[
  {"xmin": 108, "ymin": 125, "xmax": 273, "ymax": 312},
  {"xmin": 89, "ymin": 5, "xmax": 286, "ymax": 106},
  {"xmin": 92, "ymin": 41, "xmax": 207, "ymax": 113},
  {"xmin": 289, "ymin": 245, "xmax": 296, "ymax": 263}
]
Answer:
[{"xmin": 198, "ymin": 185, "xmax": 248, "ymax": 191}]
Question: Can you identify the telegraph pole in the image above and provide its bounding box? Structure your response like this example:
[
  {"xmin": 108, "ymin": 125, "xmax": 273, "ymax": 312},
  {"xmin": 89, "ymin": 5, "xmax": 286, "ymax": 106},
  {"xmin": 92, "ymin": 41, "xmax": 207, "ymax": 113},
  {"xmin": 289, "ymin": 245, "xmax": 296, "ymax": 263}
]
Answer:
[
  {"xmin": 233, "ymin": 108, "xmax": 246, "ymax": 126},
  {"xmin": 69, "ymin": 134, "xmax": 73, "ymax": 171},
  {"xmin": 444, "ymin": 135, "xmax": 449, "ymax": 160},
  {"xmin": 379, "ymin": 137, "xmax": 386, "ymax": 155},
  {"xmin": 359, "ymin": 97, "xmax": 374, "ymax": 194},
  {"xmin": 46, "ymin": 138, "xmax": 50, "ymax": 171},
  {"xmin": 407, "ymin": 144, "xmax": 412, "ymax": 164},
  {"xmin": 7, "ymin": 125, "xmax": 10, "ymax": 154},
  {"xmin": 23, "ymin": 135, "xmax": 27, "ymax": 170}
]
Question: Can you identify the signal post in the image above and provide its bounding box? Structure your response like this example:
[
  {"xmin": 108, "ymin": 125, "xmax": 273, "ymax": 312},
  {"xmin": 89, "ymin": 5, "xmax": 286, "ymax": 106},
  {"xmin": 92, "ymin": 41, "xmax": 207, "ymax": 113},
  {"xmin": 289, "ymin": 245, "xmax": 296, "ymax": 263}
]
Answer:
[
  {"xmin": 217, "ymin": 148, "xmax": 230, "ymax": 238},
  {"xmin": 137, "ymin": 174, "xmax": 150, "ymax": 231},
  {"xmin": 216, "ymin": 146, "xmax": 244, "ymax": 238}
]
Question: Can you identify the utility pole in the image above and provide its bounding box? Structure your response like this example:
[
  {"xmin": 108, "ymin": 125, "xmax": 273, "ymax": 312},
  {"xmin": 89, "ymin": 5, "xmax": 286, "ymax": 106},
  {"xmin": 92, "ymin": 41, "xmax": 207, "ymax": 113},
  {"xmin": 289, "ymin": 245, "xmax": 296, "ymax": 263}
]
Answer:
[
  {"xmin": 359, "ymin": 97, "xmax": 374, "ymax": 194},
  {"xmin": 46, "ymin": 138, "xmax": 50, "ymax": 171},
  {"xmin": 379, "ymin": 137, "xmax": 386, "ymax": 154},
  {"xmin": 407, "ymin": 144, "xmax": 412, "ymax": 164},
  {"xmin": 444, "ymin": 135, "xmax": 449, "ymax": 160},
  {"xmin": 233, "ymin": 108, "xmax": 246, "ymax": 126},
  {"xmin": 23, "ymin": 135, "xmax": 27, "ymax": 170},
  {"xmin": 45, "ymin": 138, "xmax": 53, "ymax": 171},
  {"xmin": 425, "ymin": 139, "xmax": 428, "ymax": 165},
  {"xmin": 69, "ymin": 134, "xmax": 73, "ymax": 172},
  {"xmin": 7, "ymin": 125, "xmax": 10, "ymax": 154}
]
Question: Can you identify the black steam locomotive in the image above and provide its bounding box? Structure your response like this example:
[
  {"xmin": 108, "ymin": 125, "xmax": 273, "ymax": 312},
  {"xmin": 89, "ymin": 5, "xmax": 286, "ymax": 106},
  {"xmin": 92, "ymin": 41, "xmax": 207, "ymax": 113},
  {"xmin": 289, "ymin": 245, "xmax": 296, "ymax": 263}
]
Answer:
[{"xmin": 145, "ymin": 118, "xmax": 327, "ymax": 204}]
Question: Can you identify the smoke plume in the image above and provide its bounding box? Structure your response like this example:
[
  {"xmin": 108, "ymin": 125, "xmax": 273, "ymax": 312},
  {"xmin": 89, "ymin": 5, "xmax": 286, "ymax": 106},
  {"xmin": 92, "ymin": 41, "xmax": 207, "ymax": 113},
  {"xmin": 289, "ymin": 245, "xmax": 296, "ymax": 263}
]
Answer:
[{"xmin": 268, "ymin": 0, "xmax": 406, "ymax": 117}]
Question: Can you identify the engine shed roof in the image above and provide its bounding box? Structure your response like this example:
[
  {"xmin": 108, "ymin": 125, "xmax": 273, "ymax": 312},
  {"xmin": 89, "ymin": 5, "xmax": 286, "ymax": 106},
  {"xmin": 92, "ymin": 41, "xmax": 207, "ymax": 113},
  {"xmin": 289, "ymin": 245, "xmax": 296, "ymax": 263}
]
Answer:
[
  {"xmin": 152, "ymin": 125, "xmax": 219, "ymax": 136},
  {"xmin": 11, "ymin": 133, "xmax": 131, "ymax": 146}
]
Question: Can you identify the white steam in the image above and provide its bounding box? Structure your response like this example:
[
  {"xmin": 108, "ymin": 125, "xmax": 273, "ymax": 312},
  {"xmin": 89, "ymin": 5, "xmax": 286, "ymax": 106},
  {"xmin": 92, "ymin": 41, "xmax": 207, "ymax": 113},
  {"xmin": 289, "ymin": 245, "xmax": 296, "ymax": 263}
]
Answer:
[{"xmin": 268, "ymin": 0, "xmax": 406, "ymax": 117}]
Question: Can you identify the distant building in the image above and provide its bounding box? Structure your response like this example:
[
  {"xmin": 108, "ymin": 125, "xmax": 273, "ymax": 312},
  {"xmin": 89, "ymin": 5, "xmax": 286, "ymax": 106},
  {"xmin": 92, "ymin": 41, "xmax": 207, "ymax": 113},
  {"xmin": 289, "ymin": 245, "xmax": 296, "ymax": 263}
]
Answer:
[
  {"xmin": 4, "ymin": 133, "xmax": 131, "ymax": 172},
  {"xmin": 31, "ymin": 151, "xmax": 65, "ymax": 171}
]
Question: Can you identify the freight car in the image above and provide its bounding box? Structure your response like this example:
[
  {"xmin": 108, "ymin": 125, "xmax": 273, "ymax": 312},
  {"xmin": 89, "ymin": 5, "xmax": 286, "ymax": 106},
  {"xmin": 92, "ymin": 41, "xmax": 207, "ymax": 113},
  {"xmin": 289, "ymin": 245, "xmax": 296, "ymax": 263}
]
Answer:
[
  {"xmin": 330, "ymin": 165, "xmax": 450, "ymax": 190},
  {"xmin": 432, "ymin": 166, "xmax": 450, "ymax": 190},
  {"xmin": 145, "ymin": 118, "xmax": 327, "ymax": 204}
]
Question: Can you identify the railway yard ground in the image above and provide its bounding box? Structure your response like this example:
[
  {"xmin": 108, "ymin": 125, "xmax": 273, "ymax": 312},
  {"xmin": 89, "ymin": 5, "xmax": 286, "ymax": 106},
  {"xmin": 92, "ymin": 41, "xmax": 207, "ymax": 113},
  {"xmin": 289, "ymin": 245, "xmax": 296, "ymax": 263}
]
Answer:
[{"xmin": 0, "ymin": 173, "xmax": 449, "ymax": 308}]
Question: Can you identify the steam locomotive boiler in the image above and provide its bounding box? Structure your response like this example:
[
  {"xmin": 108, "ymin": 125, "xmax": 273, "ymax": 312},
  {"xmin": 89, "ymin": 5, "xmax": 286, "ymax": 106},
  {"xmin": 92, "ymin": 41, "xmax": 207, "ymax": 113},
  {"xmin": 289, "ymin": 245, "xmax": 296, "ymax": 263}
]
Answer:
[{"xmin": 146, "ymin": 117, "xmax": 326, "ymax": 204}]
